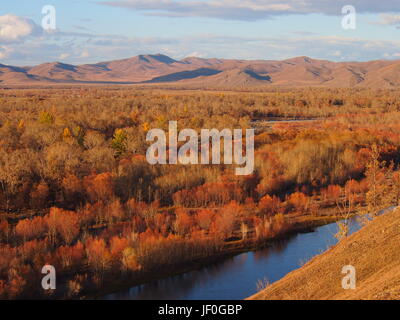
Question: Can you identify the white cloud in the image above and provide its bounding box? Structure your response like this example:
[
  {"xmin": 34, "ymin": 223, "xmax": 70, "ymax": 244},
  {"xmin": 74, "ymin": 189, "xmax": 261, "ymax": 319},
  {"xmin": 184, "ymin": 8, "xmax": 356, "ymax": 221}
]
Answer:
[
  {"xmin": 1, "ymin": 12, "xmax": 400, "ymax": 65},
  {"xmin": 6, "ymin": 33, "xmax": 400, "ymax": 65},
  {"xmin": 0, "ymin": 14, "xmax": 42, "ymax": 42},
  {"xmin": 373, "ymin": 13, "xmax": 400, "ymax": 26},
  {"xmin": 98, "ymin": 0, "xmax": 400, "ymax": 21},
  {"xmin": 73, "ymin": 34, "xmax": 400, "ymax": 63},
  {"xmin": 59, "ymin": 53, "xmax": 71, "ymax": 60},
  {"xmin": 0, "ymin": 45, "xmax": 14, "ymax": 59},
  {"xmin": 382, "ymin": 52, "xmax": 400, "ymax": 59},
  {"xmin": 185, "ymin": 51, "xmax": 207, "ymax": 58},
  {"xmin": 80, "ymin": 50, "xmax": 90, "ymax": 58}
]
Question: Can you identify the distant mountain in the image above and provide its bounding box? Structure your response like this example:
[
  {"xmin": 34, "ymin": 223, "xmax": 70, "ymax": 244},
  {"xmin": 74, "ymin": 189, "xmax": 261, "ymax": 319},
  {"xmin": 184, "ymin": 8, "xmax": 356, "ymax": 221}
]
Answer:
[
  {"xmin": 27, "ymin": 62, "xmax": 79, "ymax": 81},
  {"xmin": 181, "ymin": 68, "xmax": 272, "ymax": 87},
  {"xmin": 1, "ymin": 53, "xmax": 400, "ymax": 87}
]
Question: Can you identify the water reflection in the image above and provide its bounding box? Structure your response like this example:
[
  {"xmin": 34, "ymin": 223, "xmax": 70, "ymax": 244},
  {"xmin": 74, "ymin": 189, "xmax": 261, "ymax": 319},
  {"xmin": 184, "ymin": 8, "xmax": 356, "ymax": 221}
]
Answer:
[{"xmin": 104, "ymin": 219, "xmax": 360, "ymax": 300}]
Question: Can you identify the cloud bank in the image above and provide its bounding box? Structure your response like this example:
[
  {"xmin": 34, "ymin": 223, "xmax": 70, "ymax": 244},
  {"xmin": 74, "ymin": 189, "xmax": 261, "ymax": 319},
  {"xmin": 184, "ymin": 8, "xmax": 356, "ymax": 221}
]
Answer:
[
  {"xmin": 98, "ymin": 0, "xmax": 400, "ymax": 21},
  {"xmin": 5, "ymin": 32, "xmax": 400, "ymax": 65},
  {"xmin": 2, "ymin": 9, "xmax": 400, "ymax": 65},
  {"xmin": 373, "ymin": 13, "xmax": 400, "ymax": 26},
  {"xmin": 0, "ymin": 14, "xmax": 42, "ymax": 42}
]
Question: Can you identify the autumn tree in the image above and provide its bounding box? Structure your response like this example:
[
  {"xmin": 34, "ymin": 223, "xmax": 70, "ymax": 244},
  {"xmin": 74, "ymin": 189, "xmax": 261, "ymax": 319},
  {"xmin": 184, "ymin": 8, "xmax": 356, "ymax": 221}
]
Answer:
[
  {"xmin": 85, "ymin": 238, "xmax": 112, "ymax": 277},
  {"xmin": 0, "ymin": 149, "xmax": 33, "ymax": 211},
  {"xmin": 110, "ymin": 236, "xmax": 129, "ymax": 267},
  {"xmin": 106, "ymin": 199, "xmax": 125, "ymax": 223},
  {"xmin": 7, "ymin": 268, "xmax": 27, "ymax": 299},
  {"xmin": 62, "ymin": 174, "xmax": 83, "ymax": 205},
  {"xmin": 196, "ymin": 209, "xmax": 214, "ymax": 231},
  {"xmin": 112, "ymin": 129, "xmax": 128, "ymax": 158},
  {"xmin": 83, "ymin": 173, "xmax": 115, "ymax": 204},
  {"xmin": 286, "ymin": 192, "xmax": 309, "ymax": 214},
  {"xmin": 174, "ymin": 208, "xmax": 193, "ymax": 237},
  {"xmin": 16, "ymin": 216, "xmax": 46, "ymax": 241},
  {"xmin": 322, "ymin": 185, "xmax": 341, "ymax": 206},
  {"xmin": 335, "ymin": 185, "xmax": 356, "ymax": 241},
  {"xmin": 56, "ymin": 242, "xmax": 85, "ymax": 270},
  {"xmin": 56, "ymin": 210, "xmax": 80, "ymax": 244},
  {"xmin": 45, "ymin": 207, "xmax": 79, "ymax": 244},
  {"xmin": 363, "ymin": 145, "xmax": 392, "ymax": 216},
  {"xmin": 214, "ymin": 201, "xmax": 240, "ymax": 239},
  {"xmin": 122, "ymin": 247, "xmax": 140, "ymax": 271},
  {"xmin": 29, "ymin": 181, "xmax": 49, "ymax": 209},
  {"xmin": 259, "ymin": 195, "xmax": 280, "ymax": 217},
  {"xmin": 0, "ymin": 220, "xmax": 10, "ymax": 243},
  {"xmin": 38, "ymin": 111, "xmax": 54, "ymax": 125}
]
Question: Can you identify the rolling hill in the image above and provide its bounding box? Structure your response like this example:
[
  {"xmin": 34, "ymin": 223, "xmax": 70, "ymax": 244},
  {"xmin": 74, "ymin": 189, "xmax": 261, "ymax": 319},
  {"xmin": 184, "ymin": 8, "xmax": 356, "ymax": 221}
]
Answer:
[{"xmin": 2, "ymin": 53, "xmax": 400, "ymax": 87}]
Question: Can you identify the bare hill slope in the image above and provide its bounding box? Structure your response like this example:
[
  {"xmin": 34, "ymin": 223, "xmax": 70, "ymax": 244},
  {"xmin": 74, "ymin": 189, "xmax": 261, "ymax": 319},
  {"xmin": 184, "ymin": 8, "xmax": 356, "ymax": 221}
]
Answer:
[
  {"xmin": 249, "ymin": 208, "xmax": 400, "ymax": 300},
  {"xmin": 2, "ymin": 54, "xmax": 400, "ymax": 87}
]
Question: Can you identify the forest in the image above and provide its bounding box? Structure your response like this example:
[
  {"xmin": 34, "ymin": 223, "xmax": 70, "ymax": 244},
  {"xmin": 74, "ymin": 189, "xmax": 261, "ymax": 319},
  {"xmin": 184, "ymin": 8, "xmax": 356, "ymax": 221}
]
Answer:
[{"xmin": 0, "ymin": 87, "xmax": 400, "ymax": 299}]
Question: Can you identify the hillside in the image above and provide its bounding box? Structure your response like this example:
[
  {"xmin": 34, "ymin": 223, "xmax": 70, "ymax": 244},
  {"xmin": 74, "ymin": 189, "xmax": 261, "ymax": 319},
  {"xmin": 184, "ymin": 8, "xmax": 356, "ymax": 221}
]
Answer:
[
  {"xmin": 2, "ymin": 54, "xmax": 400, "ymax": 87},
  {"xmin": 249, "ymin": 208, "xmax": 400, "ymax": 300}
]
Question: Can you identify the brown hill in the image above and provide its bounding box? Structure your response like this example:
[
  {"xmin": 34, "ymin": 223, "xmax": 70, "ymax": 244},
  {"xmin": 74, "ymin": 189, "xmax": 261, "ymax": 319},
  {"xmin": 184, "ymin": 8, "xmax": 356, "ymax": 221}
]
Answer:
[
  {"xmin": 249, "ymin": 208, "xmax": 400, "ymax": 300},
  {"xmin": 183, "ymin": 68, "xmax": 271, "ymax": 87},
  {"xmin": 2, "ymin": 54, "xmax": 400, "ymax": 87},
  {"xmin": 27, "ymin": 62, "xmax": 81, "ymax": 82},
  {"xmin": 0, "ymin": 64, "xmax": 45, "ymax": 84},
  {"xmin": 83, "ymin": 54, "xmax": 184, "ymax": 82}
]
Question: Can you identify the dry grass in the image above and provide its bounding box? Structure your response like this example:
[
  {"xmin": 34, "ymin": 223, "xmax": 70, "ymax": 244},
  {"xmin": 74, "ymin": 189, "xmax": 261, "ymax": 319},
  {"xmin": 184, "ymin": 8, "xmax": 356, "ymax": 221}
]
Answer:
[{"xmin": 249, "ymin": 208, "xmax": 400, "ymax": 300}]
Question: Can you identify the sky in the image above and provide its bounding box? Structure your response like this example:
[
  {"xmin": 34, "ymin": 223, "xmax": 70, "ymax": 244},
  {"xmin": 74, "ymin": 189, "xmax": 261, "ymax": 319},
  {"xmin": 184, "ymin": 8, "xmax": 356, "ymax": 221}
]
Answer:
[{"xmin": 1, "ymin": 0, "xmax": 400, "ymax": 65}]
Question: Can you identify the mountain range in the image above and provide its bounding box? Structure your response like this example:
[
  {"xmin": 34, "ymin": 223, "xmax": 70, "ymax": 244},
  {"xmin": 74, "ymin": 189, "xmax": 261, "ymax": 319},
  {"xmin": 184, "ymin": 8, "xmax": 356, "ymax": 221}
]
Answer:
[{"xmin": 2, "ymin": 53, "xmax": 400, "ymax": 87}]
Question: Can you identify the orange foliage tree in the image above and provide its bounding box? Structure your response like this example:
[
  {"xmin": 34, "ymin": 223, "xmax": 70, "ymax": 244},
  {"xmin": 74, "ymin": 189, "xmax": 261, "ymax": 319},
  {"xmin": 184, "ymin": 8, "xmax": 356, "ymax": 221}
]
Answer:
[
  {"xmin": 174, "ymin": 208, "xmax": 193, "ymax": 236},
  {"xmin": 286, "ymin": 192, "xmax": 309, "ymax": 214},
  {"xmin": 196, "ymin": 209, "xmax": 215, "ymax": 231},
  {"xmin": 213, "ymin": 201, "xmax": 240, "ymax": 239},
  {"xmin": 15, "ymin": 216, "xmax": 46, "ymax": 241},
  {"xmin": 45, "ymin": 207, "xmax": 80, "ymax": 244},
  {"xmin": 259, "ymin": 195, "xmax": 281, "ymax": 217},
  {"xmin": 83, "ymin": 173, "xmax": 114, "ymax": 203}
]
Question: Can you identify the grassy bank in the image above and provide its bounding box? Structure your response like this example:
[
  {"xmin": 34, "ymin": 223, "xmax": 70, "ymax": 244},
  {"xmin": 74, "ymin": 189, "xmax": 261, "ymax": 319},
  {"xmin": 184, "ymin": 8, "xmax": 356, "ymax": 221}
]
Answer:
[{"xmin": 249, "ymin": 208, "xmax": 400, "ymax": 300}]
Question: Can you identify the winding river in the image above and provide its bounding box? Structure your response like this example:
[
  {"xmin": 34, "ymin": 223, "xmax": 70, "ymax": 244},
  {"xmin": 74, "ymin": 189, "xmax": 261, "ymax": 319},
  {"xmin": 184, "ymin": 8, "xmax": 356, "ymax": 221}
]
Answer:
[{"xmin": 104, "ymin": 219, "xmax": 360, "ymax": 300}]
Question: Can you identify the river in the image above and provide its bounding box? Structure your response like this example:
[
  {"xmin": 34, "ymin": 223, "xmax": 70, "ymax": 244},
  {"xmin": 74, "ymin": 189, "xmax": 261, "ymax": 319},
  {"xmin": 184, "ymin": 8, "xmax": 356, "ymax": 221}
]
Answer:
[{"xmin": 104, "ymin": 218, "xmax": 360, "ymax": 300}]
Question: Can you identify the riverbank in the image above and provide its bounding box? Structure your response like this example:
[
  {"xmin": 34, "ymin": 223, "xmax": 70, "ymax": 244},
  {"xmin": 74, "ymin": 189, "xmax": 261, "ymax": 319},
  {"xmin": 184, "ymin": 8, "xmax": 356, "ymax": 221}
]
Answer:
[
  {"xmin": 249, "ymin": 208, "xmax": 400, "ymax": 300},
  {"xmin": 88, "ymin": 213, "xmax": 343, "ymax": 300}
]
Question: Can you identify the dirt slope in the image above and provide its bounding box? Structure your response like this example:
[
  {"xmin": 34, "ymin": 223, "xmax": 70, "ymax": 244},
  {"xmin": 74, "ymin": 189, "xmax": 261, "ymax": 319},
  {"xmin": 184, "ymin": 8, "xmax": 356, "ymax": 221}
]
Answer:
[{"xmin": 249, "ymin": 208, "xmax": 400, "ymax": 300}]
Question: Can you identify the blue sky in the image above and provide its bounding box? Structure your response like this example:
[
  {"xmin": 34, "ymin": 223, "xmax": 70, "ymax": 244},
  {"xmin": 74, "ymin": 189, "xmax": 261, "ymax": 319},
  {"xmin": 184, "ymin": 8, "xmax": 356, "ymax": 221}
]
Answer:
[{"xmin": 1, "ymin": 0, "xmax": 400, "ymax": 65}]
